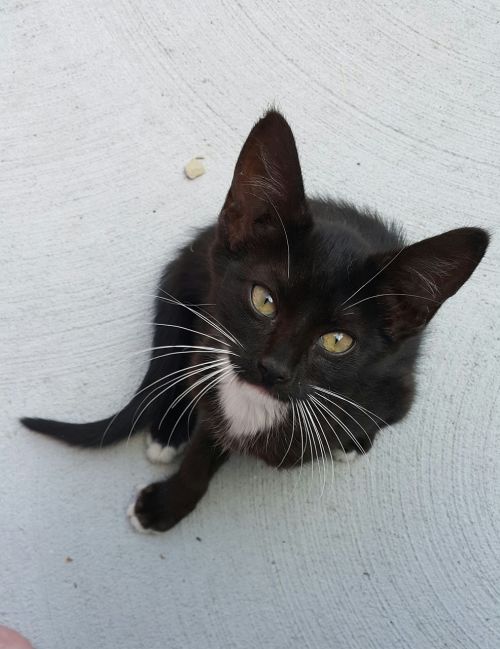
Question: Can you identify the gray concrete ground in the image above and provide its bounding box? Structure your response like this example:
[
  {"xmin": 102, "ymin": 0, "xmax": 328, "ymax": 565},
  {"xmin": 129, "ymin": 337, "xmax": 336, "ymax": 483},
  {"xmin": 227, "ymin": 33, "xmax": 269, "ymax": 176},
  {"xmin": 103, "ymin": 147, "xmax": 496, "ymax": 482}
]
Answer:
[{"xmin": 1, "ymin": 2, "xmax": 499, "ymax": 648}]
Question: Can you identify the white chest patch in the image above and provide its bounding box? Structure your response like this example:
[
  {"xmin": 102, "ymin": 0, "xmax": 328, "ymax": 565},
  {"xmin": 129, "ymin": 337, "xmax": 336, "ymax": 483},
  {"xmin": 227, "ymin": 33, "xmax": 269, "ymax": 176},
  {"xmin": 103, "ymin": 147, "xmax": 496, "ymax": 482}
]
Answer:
[{"xmin": 218, "ymin": 367, "xmax": 288, "ymax": 439}]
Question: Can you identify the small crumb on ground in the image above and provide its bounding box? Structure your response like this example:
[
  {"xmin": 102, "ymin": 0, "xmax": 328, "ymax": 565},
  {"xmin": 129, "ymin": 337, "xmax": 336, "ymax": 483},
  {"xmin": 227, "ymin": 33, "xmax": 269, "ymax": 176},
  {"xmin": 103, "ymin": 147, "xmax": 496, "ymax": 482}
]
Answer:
[
  {"xmin": 65, "ymin": 556, "xmax": 73, "ymax": 563},
  {"xmin": 184, "ymin": 158, "xmax": 205, "ymax": 179}
]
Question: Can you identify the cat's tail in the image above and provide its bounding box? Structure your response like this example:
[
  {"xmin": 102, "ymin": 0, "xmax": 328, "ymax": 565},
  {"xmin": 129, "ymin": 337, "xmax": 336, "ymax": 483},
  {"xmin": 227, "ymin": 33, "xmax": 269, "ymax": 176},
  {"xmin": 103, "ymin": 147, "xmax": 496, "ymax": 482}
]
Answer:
[
  {"xmin": 21, "ymin": 257, "xmax": 201, "ymax": 448},
  {"xmin": 20, "ymin": 346, "xmax": 173, "ymax": 448},
  {"xmin": 20, "ymin": 346, "xmax": 178, "ymax": 448},
  {"xmin": 20, "ymin": 392, "xmax": 150, "ymax": 448}
]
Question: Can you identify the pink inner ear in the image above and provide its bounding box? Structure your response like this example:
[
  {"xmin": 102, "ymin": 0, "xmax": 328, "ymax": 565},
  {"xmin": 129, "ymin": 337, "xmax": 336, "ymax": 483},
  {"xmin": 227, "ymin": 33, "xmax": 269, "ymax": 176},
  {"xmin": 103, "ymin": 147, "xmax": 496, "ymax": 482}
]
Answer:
[{"xmin": 219, "ymin": 110, "xmax": 310, "ymax": 250}]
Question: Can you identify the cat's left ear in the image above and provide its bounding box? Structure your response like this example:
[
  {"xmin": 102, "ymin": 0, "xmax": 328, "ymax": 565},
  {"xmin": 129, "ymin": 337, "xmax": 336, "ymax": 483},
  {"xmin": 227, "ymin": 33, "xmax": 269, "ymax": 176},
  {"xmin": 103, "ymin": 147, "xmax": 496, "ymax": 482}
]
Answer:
[
  {"xmin": 372, "ymin": 227, "xmax": 489, "ymax": 340},
  {"xmin": 219, "ymin": 110, "xmax": 311, "ymax": 250}
]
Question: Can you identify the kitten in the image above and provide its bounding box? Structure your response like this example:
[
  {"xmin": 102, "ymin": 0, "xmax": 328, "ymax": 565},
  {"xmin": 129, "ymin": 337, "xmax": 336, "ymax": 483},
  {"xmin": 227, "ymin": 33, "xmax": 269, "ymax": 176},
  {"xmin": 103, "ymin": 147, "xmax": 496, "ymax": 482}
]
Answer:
[{"xmin": 22, "ymin": 110, "xmax": 489, "ymax": 533}]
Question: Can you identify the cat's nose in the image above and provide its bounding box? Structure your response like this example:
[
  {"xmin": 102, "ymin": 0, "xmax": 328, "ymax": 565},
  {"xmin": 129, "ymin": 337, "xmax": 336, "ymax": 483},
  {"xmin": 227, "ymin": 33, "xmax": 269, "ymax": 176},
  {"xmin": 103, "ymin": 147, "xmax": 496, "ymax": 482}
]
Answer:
[{"xmin": 257, "ymin": 358, "xmax": 291, "ymax": 386}]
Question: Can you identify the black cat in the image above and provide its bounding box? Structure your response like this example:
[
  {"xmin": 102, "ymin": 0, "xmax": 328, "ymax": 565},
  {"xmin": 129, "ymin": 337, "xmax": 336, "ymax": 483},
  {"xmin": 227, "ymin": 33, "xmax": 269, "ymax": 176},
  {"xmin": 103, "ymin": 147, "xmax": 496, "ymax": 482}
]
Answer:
[{"xmin": 22, "ymin": 110, "xmax": 489, "ymax": 532}]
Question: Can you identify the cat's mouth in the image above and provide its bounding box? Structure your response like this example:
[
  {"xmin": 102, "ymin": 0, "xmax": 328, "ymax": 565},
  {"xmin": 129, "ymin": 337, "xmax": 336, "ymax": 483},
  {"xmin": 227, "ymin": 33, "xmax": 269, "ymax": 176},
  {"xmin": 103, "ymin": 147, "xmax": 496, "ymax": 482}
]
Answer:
[
  {"xmin": 230, "ymin": 360, "xmax": 297, "ymax": 402},
  {"xmin": 237, "ymin": 373, "xmax": 291, "ymax": 402},
  {"xmin": 221, "ymin": 369, "xmax": 290, "ymax": 413}
]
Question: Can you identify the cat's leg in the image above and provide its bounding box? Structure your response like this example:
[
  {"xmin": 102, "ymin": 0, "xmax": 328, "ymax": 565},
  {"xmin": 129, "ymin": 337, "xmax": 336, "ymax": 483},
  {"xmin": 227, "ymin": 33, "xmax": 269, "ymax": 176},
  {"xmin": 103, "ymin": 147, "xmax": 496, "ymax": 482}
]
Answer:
[
  {"xmin": 143, "ymin": 246, "xmax": 216, "ymax": 464},
  {"xmin": 129, "ymin": 422, "xmax": 228, "ymax": 532},
  {"xmin": 141, "ymin": 305, "xmax": 196, "ymax": 464},
  {"xmin": 143, "ymin": 281, "xmax": 198, "ymax": 464},
  {"xmin": 146, "ymin": 399, "xmax": 195, "ymax": 465}
]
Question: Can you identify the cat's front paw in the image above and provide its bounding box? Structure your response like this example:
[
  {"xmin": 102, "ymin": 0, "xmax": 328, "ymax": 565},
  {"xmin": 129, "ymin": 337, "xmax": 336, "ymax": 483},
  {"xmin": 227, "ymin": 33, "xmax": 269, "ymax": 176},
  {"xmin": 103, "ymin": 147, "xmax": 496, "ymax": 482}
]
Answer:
[{"xmin": 127, "ymin": 477, "xmax": 197, "ymax": 533}]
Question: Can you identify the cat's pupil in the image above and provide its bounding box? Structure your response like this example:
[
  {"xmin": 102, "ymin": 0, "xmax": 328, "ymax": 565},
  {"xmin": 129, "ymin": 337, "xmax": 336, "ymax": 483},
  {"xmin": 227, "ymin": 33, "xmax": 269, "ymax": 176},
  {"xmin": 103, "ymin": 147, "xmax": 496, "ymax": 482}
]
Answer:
[
  {"xmin": 321, "ymin": 331, "xmax": 354, "ymax": 354},
  {"xmin": 251, "ymin": 285, "xmax": 277, "ymax": 317}
]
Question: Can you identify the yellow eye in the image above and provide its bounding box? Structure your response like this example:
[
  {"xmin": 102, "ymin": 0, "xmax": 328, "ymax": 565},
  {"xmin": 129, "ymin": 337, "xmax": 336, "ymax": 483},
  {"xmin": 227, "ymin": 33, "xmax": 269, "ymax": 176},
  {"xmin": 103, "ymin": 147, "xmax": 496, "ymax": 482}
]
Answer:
[
  {"xmin": 320, "ymin": 332, "xmax": 354, "ymax": 354},
  {"xmin": 251, "ymin": 285, "xmax": 276, "ymax": 318}
]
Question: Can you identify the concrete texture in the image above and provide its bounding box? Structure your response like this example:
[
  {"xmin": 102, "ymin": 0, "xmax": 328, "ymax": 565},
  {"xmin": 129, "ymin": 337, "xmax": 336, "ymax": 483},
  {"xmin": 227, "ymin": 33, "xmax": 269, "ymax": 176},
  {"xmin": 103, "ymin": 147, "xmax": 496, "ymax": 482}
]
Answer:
[{"xmin": 1, "ymin": 2, "xmax": 499, "ymax": 647}]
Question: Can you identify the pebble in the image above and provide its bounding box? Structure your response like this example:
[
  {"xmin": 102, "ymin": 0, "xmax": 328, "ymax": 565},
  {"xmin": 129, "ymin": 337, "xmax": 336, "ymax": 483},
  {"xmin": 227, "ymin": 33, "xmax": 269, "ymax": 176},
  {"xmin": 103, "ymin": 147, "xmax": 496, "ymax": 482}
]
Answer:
[{"xmin": 184, "ymin": 157, "xmax": 205, "ymax": 180}]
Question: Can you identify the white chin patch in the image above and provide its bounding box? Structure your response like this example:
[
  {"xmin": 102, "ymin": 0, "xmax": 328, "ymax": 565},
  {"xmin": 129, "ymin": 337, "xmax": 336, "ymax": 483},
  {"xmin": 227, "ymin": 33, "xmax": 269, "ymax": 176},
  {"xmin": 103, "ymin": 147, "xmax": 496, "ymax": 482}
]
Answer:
[
  {"xmin": 145, "ymin": 433, "xmax": 185, "ymax": 464},
  {"xmin": 218, "ymin": 367, "xmax": 288, "ymax": 439},
  {"xmin": 332, "ymin": 449, "xmax": 359, "ymax": 463}
]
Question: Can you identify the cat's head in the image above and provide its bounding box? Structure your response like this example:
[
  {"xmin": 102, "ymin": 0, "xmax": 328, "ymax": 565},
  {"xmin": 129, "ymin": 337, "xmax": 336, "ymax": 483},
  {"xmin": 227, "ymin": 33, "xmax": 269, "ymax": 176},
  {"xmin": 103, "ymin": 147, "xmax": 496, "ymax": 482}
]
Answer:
[{"xmin": 210, "ymin": 110, "xmax": 489, "ymax": 403}]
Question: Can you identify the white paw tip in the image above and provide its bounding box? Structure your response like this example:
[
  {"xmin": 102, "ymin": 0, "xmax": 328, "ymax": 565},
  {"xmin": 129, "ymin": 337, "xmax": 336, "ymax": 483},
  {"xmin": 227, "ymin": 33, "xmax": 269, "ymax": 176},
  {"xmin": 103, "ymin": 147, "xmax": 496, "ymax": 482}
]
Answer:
[
  {"xmin": 130, "ymin": 513, "xmax": 152, "ymax": 534},
  {"xmin": 146, "ymin": 436, "xmax": 182, "ymax": 464},
  {"xmin": 333, "ymin": 449, "xmax": 359, "ymax": 463},
  {"xmin": 127, "ymin": 488, "xmax": 155, "ymax": 534},
  {"xmin": 127, "ymin": 496, "xmax": 155, "ymax": 535}
]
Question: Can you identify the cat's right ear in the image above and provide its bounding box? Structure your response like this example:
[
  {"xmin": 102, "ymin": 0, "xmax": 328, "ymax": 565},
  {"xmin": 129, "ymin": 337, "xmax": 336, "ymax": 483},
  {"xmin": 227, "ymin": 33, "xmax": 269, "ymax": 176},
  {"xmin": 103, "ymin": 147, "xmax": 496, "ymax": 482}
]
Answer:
[
  {"xmin": 218, "ymin": 110, "xmax": 311, "ymax": 251},
  {"xmin": 371, "ymin": 227, "xmax": 489, "ymax": 341}
]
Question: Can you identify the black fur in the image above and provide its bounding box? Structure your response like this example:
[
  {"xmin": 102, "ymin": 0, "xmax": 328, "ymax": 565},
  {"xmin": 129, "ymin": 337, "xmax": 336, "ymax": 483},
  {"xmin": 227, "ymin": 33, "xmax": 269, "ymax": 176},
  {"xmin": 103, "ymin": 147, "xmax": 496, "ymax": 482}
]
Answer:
[{"xmin": 22, "ymin": 110, "xmax": 489, "ymax": 532}]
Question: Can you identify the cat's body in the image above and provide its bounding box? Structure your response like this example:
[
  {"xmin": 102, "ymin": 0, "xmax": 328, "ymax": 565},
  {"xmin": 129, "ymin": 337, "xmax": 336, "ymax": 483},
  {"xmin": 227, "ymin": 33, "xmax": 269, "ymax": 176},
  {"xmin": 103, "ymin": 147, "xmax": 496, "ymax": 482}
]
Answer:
[{"xmin": 22, "ymin": 111, "xmax": 489, "ymax": 532}]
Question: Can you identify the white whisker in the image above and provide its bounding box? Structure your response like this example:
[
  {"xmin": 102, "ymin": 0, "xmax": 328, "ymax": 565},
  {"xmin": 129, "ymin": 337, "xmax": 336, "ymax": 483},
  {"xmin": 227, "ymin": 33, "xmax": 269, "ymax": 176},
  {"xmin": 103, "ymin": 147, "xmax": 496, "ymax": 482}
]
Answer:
[
  {"xmin": 304, "ymin": 400, "xmax": 328, "ymax": 497},
  {"xmin": 343, "ymin": 292, "xmax": 438, "ymax": 311},
  {"xmin": 308, "ymin": 397, "xmax": 337, "ymax": 474},
  {"xmin": 188, "ymin": 363, "xmax": 239, "ymax": 433},
  {"xmin": 311, "ymin": 391, "xmax": 372, "ymax": 451},
  {"xmin": 127, "ymin": 359, "xmax": 229, "ymax": 444},
  {"xmin": 157, "ymin": 290, "xmax": 244, "ymax": 348},
  {"xmin": 310, "ymin": 394, "xmax": 365, "ymax": 455},
  {"xmin": 277, "ymin": 398, "xmax": 296, "ymax": 469},
  {"xmin": 130, "ymin": 357, "xmax": 228, "ymax": 425},
  {"xmin": 98, "ymin": 354, "xmax": 224, "ymax": 447},
  {"xmin": 314, "ymin": 386, "xmax": 393, "ymax": 433},
  {"xmin": 158, "ymin": 361, "xmax": 231, "ymax": 430},
  {"xmin": 296, "ymin": 400, "xmax": 306, "ymax": 480},
  {"xmin": 340, "ymin": 249, "xmax": 404, "ymax": 307},
  {"xmin": 298, "ymin": 401, "xmax": 316, "ymax": 485},
  {"xmin": 166, "ymin": 366, "xmax": 233, "ymax": 446},
  {"xmin": 128, "ymin": 349, "xmax": 235, "ymax": 372},
  {"xmin": 130, "ymin": 344, "xmax": 238, "ymax": 358},
  {"xmin": 147, "ymin": 322, "xmax": 230, "ymax": 347}
]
